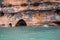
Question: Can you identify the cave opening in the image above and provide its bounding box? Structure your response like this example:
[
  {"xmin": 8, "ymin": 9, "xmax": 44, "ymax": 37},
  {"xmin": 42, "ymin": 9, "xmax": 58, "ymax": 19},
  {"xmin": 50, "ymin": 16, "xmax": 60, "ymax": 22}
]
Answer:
[
  {"xmin": 0, "ymin": 11, "xmax": 4, "ymax": 16},
  {"xmin": 55, "ymin": 9, "xmax": 60, "ymax": 15},
  {"xmin": 16, "ymin": 19, "xmax": 27, "ymax": 26},
  {"xmin": 53, "ymin": 21, "xmax": 60, "ymax": 26}
]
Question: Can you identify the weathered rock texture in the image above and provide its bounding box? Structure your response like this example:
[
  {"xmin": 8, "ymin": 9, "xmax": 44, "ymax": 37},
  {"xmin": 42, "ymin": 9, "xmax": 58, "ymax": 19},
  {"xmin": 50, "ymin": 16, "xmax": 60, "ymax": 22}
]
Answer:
[
  {"xmin": 0, "ymin": 0, "xmax": 60, "ymax": 27},
  {"xmin": 2, "ymin": 0, "xmax": 60, "ymax": 5}
]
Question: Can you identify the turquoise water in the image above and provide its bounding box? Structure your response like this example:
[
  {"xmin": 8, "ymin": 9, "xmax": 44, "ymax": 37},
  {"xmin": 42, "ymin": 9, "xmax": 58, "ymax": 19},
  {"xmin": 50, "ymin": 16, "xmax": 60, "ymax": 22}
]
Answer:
[{"xmin": 0, "ymin": 26, "xmax": 60, "ymax": 40}]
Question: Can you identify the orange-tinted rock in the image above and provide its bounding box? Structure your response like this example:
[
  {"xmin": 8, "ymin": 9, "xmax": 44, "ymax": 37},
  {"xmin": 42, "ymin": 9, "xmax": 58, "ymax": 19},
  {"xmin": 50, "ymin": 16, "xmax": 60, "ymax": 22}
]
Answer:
[
  {"xmin": 0, "ymin": 0, "xmax": 60, "ymax": 27},
  {"xmin": 2, "ymin": 0, "xmax": 28, "ymax": 6}
]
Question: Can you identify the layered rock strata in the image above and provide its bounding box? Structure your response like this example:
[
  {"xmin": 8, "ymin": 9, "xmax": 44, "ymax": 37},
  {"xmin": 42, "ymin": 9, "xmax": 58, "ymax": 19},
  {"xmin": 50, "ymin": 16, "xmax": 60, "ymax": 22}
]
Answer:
[{"xmin": 0, "ymin": 0, "xmax": 60, "ymax": 27}]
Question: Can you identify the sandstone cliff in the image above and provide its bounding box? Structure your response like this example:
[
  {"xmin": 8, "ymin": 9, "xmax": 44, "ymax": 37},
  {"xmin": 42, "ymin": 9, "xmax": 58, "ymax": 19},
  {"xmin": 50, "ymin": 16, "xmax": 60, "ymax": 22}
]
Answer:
[{"xmin": 0, "ymin": 0, "xmax": 60, "ymax": 27}]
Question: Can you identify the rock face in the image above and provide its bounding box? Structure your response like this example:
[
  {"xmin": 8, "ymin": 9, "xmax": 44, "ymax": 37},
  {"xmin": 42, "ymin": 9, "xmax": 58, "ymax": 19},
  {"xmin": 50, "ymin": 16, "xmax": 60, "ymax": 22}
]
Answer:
[
  {"xmin": 2, "ymin": 0, "xmax": 60, "ymax": 6},
  {"xmin": 1, "ymin": 0, "xmax": 60, "ymax": 13},
  {"xmin": 0, "ymin": 0, "xmax": 60, "ymax": 27},
  {"xmin": 2, "ymin": 0, "xmax": 28, "ymax": 6}
]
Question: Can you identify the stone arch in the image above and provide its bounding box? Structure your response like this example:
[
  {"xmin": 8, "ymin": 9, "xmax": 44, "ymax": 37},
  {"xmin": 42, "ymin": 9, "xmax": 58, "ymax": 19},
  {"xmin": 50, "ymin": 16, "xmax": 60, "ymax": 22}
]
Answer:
[{"xmin": 15, "ymin": 19, "xmax": 27, "ymax": 26}]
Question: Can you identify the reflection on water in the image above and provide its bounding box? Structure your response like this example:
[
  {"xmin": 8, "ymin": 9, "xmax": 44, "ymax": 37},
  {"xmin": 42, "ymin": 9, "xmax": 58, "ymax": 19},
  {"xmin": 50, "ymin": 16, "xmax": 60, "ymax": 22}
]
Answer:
[
  {"xmin": 42, "ymin": 24, "xmax": 49, "ymax": 27},
  {"xmin": 0, "ymin": 26, "xmax": 60, "ymax": 40}
]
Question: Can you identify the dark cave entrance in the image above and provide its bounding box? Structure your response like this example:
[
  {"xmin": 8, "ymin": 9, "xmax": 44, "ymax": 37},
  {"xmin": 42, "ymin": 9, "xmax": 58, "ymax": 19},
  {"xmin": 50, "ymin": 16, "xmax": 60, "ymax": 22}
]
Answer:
[
  {"xmin": 55, "ymin": 9, "xmax": 60, "ymax": 15},
  {"xmin": 0, "ymin": 11, "xmax": 4, "ymax": 16},
  {"xmin": 16, "ymin": 19, "xmax": 27, "ymax": 26},
  {"xmin": 53, "ymin": 21, "xmax": 60, "ymax": 26}
]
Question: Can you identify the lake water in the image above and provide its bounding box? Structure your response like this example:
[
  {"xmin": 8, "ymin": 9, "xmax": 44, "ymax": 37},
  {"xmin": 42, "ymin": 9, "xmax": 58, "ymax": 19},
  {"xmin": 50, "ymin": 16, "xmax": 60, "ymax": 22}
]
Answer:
[{"xmin": 0, "ymin": 26, "xmax": 60, "ymax": 40}]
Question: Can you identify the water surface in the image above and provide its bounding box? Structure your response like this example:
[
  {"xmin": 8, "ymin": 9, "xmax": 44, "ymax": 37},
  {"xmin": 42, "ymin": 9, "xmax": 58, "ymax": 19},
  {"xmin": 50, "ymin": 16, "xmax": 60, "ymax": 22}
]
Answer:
[{"xmin": 0, "ymin": 26, "xmax": 60, "ymax": 40}]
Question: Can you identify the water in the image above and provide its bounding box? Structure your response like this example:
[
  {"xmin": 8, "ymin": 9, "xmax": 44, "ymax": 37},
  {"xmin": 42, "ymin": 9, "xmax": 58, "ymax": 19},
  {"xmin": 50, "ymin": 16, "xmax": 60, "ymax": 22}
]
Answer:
[{"xmin": 0, "ymin": 26, "xmax": 60, "ymax": 40}]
